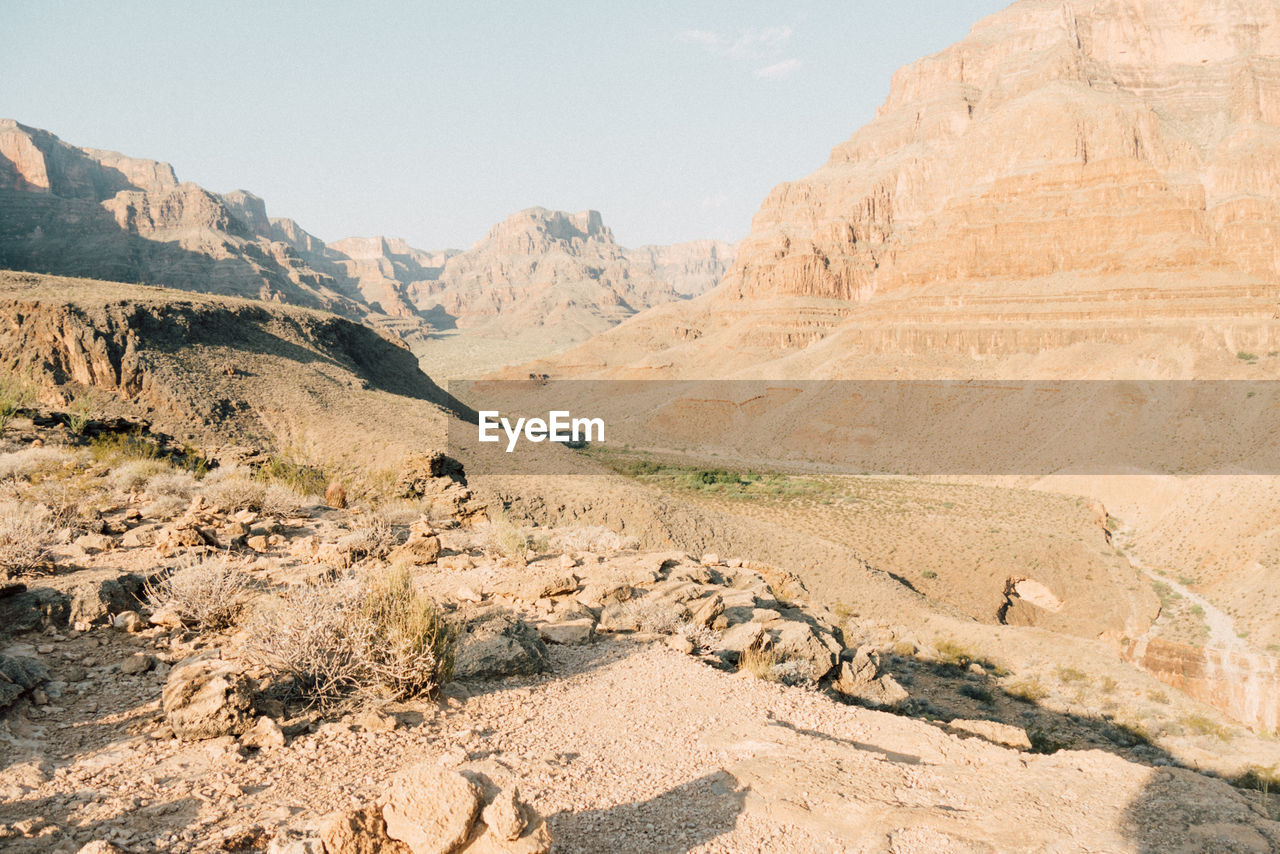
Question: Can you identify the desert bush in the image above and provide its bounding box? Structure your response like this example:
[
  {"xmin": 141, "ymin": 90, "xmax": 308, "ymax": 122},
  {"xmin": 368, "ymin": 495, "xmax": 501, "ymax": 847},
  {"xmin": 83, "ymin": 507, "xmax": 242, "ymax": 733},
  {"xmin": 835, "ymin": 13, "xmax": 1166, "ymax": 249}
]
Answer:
[
  {"xmin": 1006, "ymin": 677, "xmax": 1049, "ymax": 703},
  {"xmin": 484, "ymin": 507, "xmax": 531, "ymax": 564},
  {"xmin": 261, "ymin": 483, "xmax": 309, "ymax": 517},
  {"xmin": 146, "ymin": 556, "xmax": 255, "ymax": 630},
  {"xmin": 615, "ymin": 595, "xmax": 690, "ymax": 634},
  {"xmin": 547, "ymin": 526, "xmax": 640, "ymax": 555},
  {"xmin": 0, "ymin": 500, "xmax": 55, "ymax": 574},
  {"xmin": 1182, "ymin": 714, "xmax": 1234, "ymax": 741},
  {"xmin": 146, "ymin": 469, "xmax": 199, "ymax": 499},
  {"xmin": 0, "ymin": 371, "xmax": 36, "ymax": 431},
  {"xmin": 934, "ymin": 639, "xmax": 976, "ymax": 668},
  {"xmin": 0, "ymin": 446, "xmax": 76, "ymax": 482},
  {"xmin": 255, "ymin": 455, "xmax": 328, "ymax": 496},
  {"xmin": 27, "ymin": 476, "xmax": 106, "ymax": 532},
  {"xmin": 328, "ymin": 515, "xmax": 402, "ymax": 567},
  {"xmin": 109, "ymin": 458, "xmax": 173, "ymax": 493},
  {"xmin": 246, "ymin": 567, "xmax": 453, "ymax": 709},
  {"xmin": 1057, "ymin": 667, "xmax": 1089, "ymax": 684},
  {"xmin": 958, "ymin": 682, "xmax": 995, "ymax": 704},
  {"xmin": 67, "ymin": 392, "xmax": 95, "ymax": 435},
  {"xmin": 738, "ymin": 645, "xmax": 817, "ymax": 686},
  {"xmin": 201, "ymin": 470, "xmax": 268, "ymax": 513},
  {"xmin": 676, "ymin": 621, "xmax": 720, "ymax": 653}
]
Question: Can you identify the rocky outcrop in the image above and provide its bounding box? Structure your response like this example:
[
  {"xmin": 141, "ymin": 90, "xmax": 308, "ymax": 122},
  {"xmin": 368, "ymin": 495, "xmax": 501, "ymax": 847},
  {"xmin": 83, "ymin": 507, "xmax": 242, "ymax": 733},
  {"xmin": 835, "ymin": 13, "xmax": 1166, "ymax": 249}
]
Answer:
[
  {"xmin": 161, "ymin": 655, "xmax": 256, "ymax": 741},
  {"xmin": 526, "ymin": 0, "xmax": 1280, "ymax": 377}
]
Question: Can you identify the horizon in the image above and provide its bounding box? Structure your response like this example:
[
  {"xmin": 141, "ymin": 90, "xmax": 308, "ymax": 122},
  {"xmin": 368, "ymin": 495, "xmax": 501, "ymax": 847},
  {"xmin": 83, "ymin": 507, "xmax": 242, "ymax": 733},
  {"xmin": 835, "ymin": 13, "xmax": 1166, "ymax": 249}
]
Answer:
[{"xmin": 3, "ymin": 0, "xmax": 1009, "ymax": 251}]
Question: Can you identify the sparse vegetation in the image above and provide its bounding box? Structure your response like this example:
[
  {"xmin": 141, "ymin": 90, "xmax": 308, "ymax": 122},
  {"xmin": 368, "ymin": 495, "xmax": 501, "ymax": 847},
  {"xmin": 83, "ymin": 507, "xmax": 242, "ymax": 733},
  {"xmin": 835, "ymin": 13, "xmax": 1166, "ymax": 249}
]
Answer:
[
  {"xmin": 1057, "ymin": 667, "xmax": 1089, "ymax": 684},
  {"xmin": 0, "ymin": 499, "xmax": 55, "ymax": 575},
  {"xmin": 247, "ymin": 567, "xmax": 454, "ymax": 709},
  {"xmin": 146, "ymin": 556, "xmax": 255, "ymax": 630},
  {"xmin": 67, "ymin": 392, "xmax": 95, "ymax": 435},
  {"xmin": 1006, "ymin": 677, "xmax": 1049, "ymax": 703},
  {"xmin": 255, "ymin": 454, "xmax": 328, "ymax": 496},
  {"xmin": 934, "ymin": 639, "xmax": 976, "ymax": 668},
  {"xmin": 484, "ymin": 506, "xmax": 532, "ymax": 564},
  {"xmin": 0, "ymin": 370, "xmax": 37, "ymax": 431},
  {"xmin": 1182, "ymin": 714, "xmax": 1234, "ymax": 741}
]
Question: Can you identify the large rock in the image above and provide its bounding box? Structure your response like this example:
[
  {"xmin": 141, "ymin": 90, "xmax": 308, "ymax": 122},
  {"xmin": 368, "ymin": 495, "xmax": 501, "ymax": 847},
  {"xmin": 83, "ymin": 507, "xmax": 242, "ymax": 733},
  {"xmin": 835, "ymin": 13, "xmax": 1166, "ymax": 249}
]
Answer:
[
  {"xmin": 453, "ymin": 613, "xmax": 550, "ymax": 681},
  {"xmin": 832, "ymin": 648, "xmax": 909, "ymax": 708},
  {"xmin": 768, "ymin": 620, "xmax": 839, "ymax": 682},
  {"xmin": 161, "ymin": 656, "xmax": 256, "ymax": 740},
  {"xmin": 68, "ymin": 573, "xmax": 146, "ymax": 625},
  {"xmin": 0, "ymin": 654, "xmax": 49, "ymax": 709},
  {"xmin": 382, "ymin": 762, "xmax": 482, "ymax": 854},
  {"xmin": 320, "ymin": 806, "xmax": 409, "ymax": 854}
]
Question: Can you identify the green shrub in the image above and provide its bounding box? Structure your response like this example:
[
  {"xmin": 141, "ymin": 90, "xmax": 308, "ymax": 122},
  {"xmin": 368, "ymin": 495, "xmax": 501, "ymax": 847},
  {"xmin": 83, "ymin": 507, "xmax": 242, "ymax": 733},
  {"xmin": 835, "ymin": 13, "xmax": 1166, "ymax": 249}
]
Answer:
[
  {"xmin": 0, "ymin": 371, "xmax": 36, "ymax": 431},
  {"xmin": 255, "ymin": 455, "xmax": 327, "ymax": 496}
]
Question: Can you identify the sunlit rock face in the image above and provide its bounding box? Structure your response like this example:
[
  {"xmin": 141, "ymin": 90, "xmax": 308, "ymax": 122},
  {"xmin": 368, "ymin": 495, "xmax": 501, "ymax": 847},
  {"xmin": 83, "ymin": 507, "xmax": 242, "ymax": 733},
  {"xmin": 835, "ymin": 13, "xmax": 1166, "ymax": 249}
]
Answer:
[{"xmin": 724, "ymin": 0, "xmax": 1280, "ymax": 304}]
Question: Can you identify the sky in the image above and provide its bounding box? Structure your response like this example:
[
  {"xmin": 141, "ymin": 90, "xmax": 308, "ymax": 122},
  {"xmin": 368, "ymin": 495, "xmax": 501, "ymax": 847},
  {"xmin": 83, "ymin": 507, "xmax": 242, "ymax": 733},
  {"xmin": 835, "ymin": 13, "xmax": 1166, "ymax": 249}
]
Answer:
[{"xmin": 3, "ymin": 1, "xmax": 1009, "ymax": 250}]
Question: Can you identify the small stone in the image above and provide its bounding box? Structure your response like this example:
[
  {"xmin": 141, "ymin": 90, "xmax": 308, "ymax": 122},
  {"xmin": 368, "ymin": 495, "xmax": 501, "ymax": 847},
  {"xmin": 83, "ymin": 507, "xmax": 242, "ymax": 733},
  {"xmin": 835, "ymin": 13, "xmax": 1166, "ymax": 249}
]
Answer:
[
  {"xmin": 246, "ymin": 535, "xmax": 270, "ymax": 552},
  {"xmin": 113, "ymin": 611, "xmax": 144, "ymax": 633},
  {"xmin": 355, "ymin": 709, "xmax": 397, "ymax": 733},
  {"xmin": 120, "ymin": 653, "xmax": 154, "ymax": 675},
  {"xmin": 457, "ymin": 586, "xmax": 484, "ymax": 604},
  {"xmin": 77, "ymin": 842, "xmax": 125, "ymax": 854},
  {"xmin": 700, "ymin": 553, "xmax": 720, "ymax": 566},
  {"xmin": 666, "ymin": 635, "xmax": 695, "ymax": 655},
  {"xmin": 240, "ymin": 716, "xmax": 286, "ymax": 749}
]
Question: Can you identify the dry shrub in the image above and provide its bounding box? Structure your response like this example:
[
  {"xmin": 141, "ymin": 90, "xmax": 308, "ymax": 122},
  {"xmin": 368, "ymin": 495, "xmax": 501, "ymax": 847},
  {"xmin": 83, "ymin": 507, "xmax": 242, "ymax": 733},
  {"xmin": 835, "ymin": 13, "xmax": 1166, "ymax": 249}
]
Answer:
[
  {"xmin": 246, "ymin": 567, "xmax": 453, "ymax": 709},
  {"xmin": 677, "ymin": 621, "xmax": 720, "ymax": 653},
  {"xmin": 0, "ymin": 500, "xmax": 55, "ymax": 574},
  {"xmin": 146, "ymin": 556, "xmax": 254, "ymax": 630},
  {"xmin": 484, "ymin": 507, "xmax": 530, "ymax": 564},
  {"xmin": 616, "ymin": 595, "xmax": 690, "ymax": 634},
  {"xmin": 738, "ymin": 644, "xmax": 816, "ymax": 686},
  {"xmin": 201, "ymin": 470, "xmax": 267, "ymax": 512},
  {"xmin": 27, "ymin": 476, "xmax": 107, "ymax": 532},
  {"xmin": 109, "ymin": 458, "xmax": 172, "ymax": 493},
  {"xmin": 0, "ymin": 446, "xmax": 76, "ymax": 482},
  {"xmin": 547, "ymin": 526, "xmax": 639, "ymax": 555},
  {"xmin": 145, "ymin": 469, "xmax": 199, "ymax": 499}
]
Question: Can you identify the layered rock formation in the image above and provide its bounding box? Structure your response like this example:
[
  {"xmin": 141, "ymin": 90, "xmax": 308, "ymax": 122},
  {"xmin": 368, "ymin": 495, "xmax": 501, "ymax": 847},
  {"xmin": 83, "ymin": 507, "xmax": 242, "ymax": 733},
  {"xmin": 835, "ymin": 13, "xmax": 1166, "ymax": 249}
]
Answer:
[
  {"xmin": 340, "ymin": 208, "xmax": 734, "ymax": 339},
  {"xmin": 0, "ymin": 120, "xmax": 370, "ymax": 320},
  {"xmin": 0, "ymin": 120, "xmax": 732, "ymax": 369},
  {"xmin": 530, "ymin": 0, "xmax": 1280, "ymax": 377}
]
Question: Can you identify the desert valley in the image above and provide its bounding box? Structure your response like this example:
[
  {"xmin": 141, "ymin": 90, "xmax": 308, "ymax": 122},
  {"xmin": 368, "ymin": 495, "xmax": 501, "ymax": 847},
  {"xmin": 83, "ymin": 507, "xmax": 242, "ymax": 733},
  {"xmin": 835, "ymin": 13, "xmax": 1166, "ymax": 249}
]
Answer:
[{"xmin": 5, "ymin": 1, "xmax": 1280, "ymax": 852}]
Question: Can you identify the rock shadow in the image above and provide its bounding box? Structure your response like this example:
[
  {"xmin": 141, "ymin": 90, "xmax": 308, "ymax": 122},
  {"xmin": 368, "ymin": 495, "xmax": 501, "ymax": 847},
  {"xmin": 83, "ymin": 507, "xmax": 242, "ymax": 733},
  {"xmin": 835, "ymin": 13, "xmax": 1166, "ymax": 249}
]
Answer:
[{"xmin": 546, "ymin": 771, "xmax": 746, "ymax": 853}]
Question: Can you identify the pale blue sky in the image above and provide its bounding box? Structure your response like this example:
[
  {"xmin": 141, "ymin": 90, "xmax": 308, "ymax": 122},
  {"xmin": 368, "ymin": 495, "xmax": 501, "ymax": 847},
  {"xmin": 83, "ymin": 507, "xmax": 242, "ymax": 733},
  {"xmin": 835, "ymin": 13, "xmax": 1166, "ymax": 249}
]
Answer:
[{"xmin": 4, "ymin": 1, "xmax": 1009, "ymax": 250}]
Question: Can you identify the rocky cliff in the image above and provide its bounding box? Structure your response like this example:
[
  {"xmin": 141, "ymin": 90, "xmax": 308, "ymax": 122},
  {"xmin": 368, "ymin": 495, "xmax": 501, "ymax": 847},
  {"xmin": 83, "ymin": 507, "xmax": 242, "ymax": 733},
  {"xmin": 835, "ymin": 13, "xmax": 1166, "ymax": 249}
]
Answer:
[
  {"xmin": 532, "ymin": 0, "xmax": 1280, "ymax": 378},
  {"xmin": 0, "ymin": 120, "xmax": 731, "ymax": 369}
]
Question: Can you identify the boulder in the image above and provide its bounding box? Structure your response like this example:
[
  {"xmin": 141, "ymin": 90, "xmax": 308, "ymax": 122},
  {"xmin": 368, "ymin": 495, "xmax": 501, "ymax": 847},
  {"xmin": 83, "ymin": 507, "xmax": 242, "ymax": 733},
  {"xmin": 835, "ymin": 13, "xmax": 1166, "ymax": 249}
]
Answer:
[
  {"xmin": 391, "ymin": 522, "xmax": 442, "ymax": 566},
  {"xmin": 320, "ymin": 806, "xmax": 408, "ymax": 854},
  {"xmin": 241, "ymin": 715, "xmax": 287, "ymax": 749},
  {"xmin": 688, "ymin": 593, "xmax": 725, "ymax": 629},
  {"xmin": 832, "ymin": 648, "xmax": 909, "ymax": 708},
  {"xmin": 68, "ymin": 574, "xmax": 146, "ymax": 625},
  {"xmin": 162, "ymin": 656, "xmax": 255, "ymax": 740},
  {"xmin": 120, "ymin": 653, "xmax": 154, "ymax": 675},
  {"xmin": 536, "ymin": 618, "xmax": 595, "ymax": 646},
  {"xmin": 453, "ymin": 613, "xmax": 550, "ymax": 681},
  {"xmin": 769, "ymin": 620, "xmax": 839, "ymax": 681},
  {"xmin": 0, "ymin": 655, "xmax": 50, "ymax": 709},
  {"xmin": 382, "ymin": 762, "xmax": 482, "ymax": 854}
]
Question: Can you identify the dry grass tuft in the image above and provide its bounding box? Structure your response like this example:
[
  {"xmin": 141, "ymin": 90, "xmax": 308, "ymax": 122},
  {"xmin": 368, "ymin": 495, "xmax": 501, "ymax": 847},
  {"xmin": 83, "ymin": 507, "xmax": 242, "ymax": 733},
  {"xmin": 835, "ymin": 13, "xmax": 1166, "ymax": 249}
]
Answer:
[
  {"xmin": 0, "ymin": 500, "xmax": 55, "ymax": 574},
  {"xmin": 246, "ymin": 567, "xmax": 453, "ymax": 709}
]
